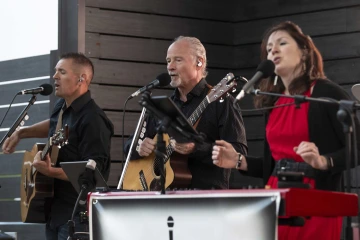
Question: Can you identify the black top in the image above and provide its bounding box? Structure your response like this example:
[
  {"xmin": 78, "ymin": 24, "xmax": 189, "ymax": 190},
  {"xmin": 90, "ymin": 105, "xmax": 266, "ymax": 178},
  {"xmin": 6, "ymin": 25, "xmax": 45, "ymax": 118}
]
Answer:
[
  {"xmin": 245, "ymin": 79, "xmax": 360, "ymax": 191},
  {"xmin": 125, "ymin": 79, "xmax": 248, "ymax": 189},
  {"xmin": 48, "ymin": 91, "xmax": 114, "ymax": 227}
]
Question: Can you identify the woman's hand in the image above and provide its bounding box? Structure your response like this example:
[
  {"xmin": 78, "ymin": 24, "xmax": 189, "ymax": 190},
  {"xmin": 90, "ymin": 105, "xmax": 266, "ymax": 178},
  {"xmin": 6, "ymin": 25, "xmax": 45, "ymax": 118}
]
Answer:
[{"xmin": 294, "ymin": 141, "xmax": 328, "ymax": 170}]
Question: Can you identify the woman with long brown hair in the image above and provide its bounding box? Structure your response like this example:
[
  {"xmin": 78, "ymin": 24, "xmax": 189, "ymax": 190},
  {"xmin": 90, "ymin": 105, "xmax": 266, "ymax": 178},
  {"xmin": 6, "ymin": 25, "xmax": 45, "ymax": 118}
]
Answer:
[{"xmin": 212, "ymin": 21, "xmax": 360, "ymax": 239}]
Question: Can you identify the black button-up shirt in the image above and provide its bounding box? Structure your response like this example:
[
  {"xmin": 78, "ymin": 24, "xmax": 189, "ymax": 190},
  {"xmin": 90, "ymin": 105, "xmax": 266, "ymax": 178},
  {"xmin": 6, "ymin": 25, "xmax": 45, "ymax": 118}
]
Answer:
[
  {"xmin": 48, "ymin": 91, "xmax": 113, "ymax": 226},
  {"xmin": 126, "ymin": 79, "xmax": 247, "ymax": 189}
]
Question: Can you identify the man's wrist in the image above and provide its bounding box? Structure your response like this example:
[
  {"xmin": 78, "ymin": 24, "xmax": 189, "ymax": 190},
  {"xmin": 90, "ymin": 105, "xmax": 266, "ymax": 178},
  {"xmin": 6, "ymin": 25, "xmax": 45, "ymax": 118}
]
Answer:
[
  {"xmin": 323, "ymin": 155, "xmax": 333, "ymax": 170},
  {"xmin": 235, "ymin": 153, "xmax": 243, "ymax": 170}
]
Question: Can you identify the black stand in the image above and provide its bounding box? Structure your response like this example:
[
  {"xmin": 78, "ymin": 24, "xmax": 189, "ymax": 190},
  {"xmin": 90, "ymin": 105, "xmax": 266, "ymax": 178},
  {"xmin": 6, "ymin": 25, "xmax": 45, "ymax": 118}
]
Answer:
[
  {"xmin": 67, "ymin": 187, "xmax": 88, "ymax": 240},
  {"xmin": 337, "ymin": 100, "xmax": 357, "ymax": 240},
  {"xmin": 0, "ymin": 95, "xmax": 36, "ymax": 146},
  {"xmin": 245, "ymin": 90, "xmax": 360, "ymax": 240},
  {"xmin": 65, "ymin": 163, "xmax": 97, "ymax": 240},
  {"xmin": 139, "ymin": 91, "xmax": 204, "ymax": 194}
]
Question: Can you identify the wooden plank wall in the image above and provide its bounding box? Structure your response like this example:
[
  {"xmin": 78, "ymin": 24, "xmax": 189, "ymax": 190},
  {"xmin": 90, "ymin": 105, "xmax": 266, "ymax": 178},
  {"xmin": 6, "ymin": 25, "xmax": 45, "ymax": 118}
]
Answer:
[
  {"xmin": 84, "ymin": 0, "xmax": 360, "ymax": 190},
  {"xmin": 0, "ymin": 55, "xmax": 50, "ymax": 237}
]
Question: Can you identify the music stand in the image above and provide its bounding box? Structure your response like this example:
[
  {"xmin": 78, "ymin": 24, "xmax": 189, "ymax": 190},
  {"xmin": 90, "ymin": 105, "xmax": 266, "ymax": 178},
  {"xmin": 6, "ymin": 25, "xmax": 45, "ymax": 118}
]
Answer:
[
  {"xmin": 60, "ymin": 161, "xmax": 109, "ymax": 193},
  {"xmin": 351, "ymin": 84, "xmax": 360, "ymax": 101},
  {"xmin": 150, "ymin": 96, "xmax": 200, "ymax": 143}
]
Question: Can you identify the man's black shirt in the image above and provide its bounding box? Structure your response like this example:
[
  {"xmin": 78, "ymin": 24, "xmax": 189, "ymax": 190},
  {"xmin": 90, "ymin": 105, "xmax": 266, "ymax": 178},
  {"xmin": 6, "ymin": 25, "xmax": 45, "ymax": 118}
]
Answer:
[
  {"xmin": 48, "ymin": 91, "xmax": 113, "ymax": 226},
  {"xmin": 125, "ymin": 79, "xmax": 247, "ymax": 189}
]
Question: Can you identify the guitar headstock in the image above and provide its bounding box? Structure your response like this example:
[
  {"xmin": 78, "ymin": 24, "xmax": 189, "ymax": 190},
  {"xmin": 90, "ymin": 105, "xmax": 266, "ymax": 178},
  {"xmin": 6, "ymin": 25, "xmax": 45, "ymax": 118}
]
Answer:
[
  {"xmin": 50, "ymin": 125, "xmax": 69, "ymax": 149},
  {"xmin": 207, "ymin": 73, "xmax": 237, "ymax": 103}
]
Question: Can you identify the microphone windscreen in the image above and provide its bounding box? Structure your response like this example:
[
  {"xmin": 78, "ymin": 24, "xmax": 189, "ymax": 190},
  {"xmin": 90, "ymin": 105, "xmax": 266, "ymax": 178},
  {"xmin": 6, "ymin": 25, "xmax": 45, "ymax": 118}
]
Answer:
[
  {"xmin": 256, "ymin": 60, "xmax": 275, "ymax": 78},
  {"xmin": 40, "ymin": 83, "xmax": 53, "ymax": 96},
  {"xmin": 156, "ymin": 73, "xmax": 171, "ymax": 87}
]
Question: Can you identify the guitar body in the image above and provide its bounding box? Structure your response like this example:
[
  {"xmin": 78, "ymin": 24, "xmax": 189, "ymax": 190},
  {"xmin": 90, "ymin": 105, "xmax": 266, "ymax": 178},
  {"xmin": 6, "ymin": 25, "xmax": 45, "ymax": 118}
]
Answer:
[
  {"xmin": 123, "ymin": 134, "xmax": 192, "ymax": 191},
  {"xmin": 20, "ymin": 143, "xmax": 54, "ymax": 223}
]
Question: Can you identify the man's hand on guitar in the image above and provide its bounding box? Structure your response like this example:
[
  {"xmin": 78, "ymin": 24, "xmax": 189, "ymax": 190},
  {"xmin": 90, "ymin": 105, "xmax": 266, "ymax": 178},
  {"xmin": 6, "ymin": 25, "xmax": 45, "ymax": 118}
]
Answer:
[
  {"xmin": 138, "ymin": 137, "xmax": 156, "ymax": 157},
  {"xmin": 33, "ymin": 151, "xmax": 53, "ymax": 176},
  {"xmin": 2, "ymin": 130, "xmax": 21, "ymax": 154},
  {"xmin": 170, "ymin": 139, "xmax": 195, "ymax": 155}
]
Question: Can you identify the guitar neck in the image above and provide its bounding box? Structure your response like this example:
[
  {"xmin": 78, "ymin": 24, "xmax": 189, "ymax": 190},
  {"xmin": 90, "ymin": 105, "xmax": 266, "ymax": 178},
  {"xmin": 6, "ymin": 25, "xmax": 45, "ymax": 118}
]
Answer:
[
  {"xmin": 188, "ymin": 97, "xmax": 209, "ymax": 125},
  {"xmin": 40, "ymin": 140, "xmax": 52, "ymax": 161}
]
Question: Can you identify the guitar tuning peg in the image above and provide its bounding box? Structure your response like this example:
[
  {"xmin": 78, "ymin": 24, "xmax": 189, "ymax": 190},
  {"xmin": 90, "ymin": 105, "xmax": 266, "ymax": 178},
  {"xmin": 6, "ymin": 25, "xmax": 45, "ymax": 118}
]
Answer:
[
  {"xmin": 58, "ymin": 146, "xmax": 61, "ymax": 149},
  {"xmin": 24, "ymin": 115, "xmax": 29, "ymax": 121},
  {"xmin": 226, "ymin": 93, "xmax": 230, "ymax": 97},
  {"xmin": 20, "ymin": 121, "xmax": 25, "ymax": 126},
  {"xmin": 232, "ymin": 88, "xmax": 237, "ymax": 93},
  {"xmin": 16, "ymin": 126, "xmax": 20, "ymax": 131},
  {"xmin": 219, "ymin": 97, "xmax": 224, "ymax": 103}
]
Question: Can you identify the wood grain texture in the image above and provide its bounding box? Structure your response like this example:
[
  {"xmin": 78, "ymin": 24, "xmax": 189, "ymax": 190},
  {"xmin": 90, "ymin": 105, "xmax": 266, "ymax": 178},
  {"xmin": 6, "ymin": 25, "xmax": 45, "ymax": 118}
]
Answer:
[
  {"xmin": 0, "ymin": 79, "xmax": 51, "ymax": 105},
  {"xmin": 0, "ymin": 223, "xmax": 45, "ymax": 240},
  {"xmin": 86, "ymin": 33, "xmax": 235, "ymax": 68},
  {"xmin": 107, "ymin": 162, "xmax": 122, "ymax": 187},
  {"xmin": 111, "ymin": 137, "xmax": 124, "ymax": 161},
  {"xmin": 234, "ymin": 32, "xmax": 360, "ymax": 68},
  {"xmin": 0, "ymin": 55, "xmax": 49, "ymax": 82},
  {"xmin": 92, "ymin": 58, "xmax": 238, "ymax": 88},
  {"xmin": 0, "ymin": 153, "xmax": 23, "ymax": 175},
  {"xmin": 234, "ymin": 8, "xmax": 348, "ymax": 45},
  {"xmin": 0, "ymin": 102, "xmax": 49, "ymax": 130},
  {"xmin": 106, "ymin": 111, "xmax": 140, "ymax": 136},
  {"xmin": 234, "ymin": 0, "xmax": 360, "ymax": 21},
  {"xmin": 0, "ymin": 200, "xmax": 21, "ymax": 221},
  {"xmin": 0, "ymin": 177, "xmax": 20, "ymax": 199},
  {"xmin": 86, "ymin": 7, "xmax": 233, "ymax": 45},
  {"xmin": 85, "ymin": 0, "xmax": 235, "ymax": 21},
  {"xmin": 89, "ymin": 84, "xmax": 173, "ymax": 111}
]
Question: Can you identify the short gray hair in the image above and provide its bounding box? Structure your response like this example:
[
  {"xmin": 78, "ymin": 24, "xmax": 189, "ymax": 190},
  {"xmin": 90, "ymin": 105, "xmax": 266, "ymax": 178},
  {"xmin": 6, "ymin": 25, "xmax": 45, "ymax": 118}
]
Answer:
[{"xmin": 173, "ymin": 36, "xmax": 208, "ymax": 78}]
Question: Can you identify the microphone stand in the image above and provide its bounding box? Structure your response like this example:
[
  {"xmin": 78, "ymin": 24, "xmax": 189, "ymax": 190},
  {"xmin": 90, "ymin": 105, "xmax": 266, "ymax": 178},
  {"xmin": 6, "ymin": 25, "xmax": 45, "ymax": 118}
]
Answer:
[
  {"xmin": 247, "ymin": 89, "xmax": 360, "ymax": 240},
  {"xmin": 67, "ymin": 187, "xmax": 87, "ymax": 240},
  {"xmin": 0, "ymin": 95, "xmax": 37, "ymax": 146},
  {"xmin": 139, "ymin": 91, "xmax": 204, "ymax": 194}
]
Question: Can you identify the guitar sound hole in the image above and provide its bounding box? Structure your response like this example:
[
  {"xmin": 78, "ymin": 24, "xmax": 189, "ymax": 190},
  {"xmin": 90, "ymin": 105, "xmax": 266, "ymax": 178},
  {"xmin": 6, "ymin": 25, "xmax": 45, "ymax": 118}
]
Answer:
[{"xmin": 154, "ymin": 166, "xmax": 161, "ymax": 177}]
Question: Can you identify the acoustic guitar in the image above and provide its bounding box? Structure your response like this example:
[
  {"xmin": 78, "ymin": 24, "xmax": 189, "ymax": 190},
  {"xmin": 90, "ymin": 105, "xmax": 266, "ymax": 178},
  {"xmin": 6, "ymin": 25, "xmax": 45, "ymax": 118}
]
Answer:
[
  {"xmin": 122, "ymin": 73, "xmax": 238, "ymax": 191},
  {"xmin": 20, "ymin": 126, "xmax": 68, "ymax": 223}
]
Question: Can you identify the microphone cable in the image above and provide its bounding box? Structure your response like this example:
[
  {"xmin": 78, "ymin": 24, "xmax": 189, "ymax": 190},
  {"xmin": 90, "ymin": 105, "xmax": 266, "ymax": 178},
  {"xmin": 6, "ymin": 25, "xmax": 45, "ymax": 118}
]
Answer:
[
  {"xmin": 121, "ymin": 96, "xmax": 131, "ymax": 175},
  {"xmin": 0, "ymin": 93, "xmax": 19, "ymax": 128}
]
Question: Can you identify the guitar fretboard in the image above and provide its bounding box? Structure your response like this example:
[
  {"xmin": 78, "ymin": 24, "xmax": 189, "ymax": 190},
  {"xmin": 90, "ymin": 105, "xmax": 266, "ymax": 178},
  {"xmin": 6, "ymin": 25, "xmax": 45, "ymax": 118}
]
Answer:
[{"xmin": 40, "ymin": 140, "xmax": 51, "ymax": 160}]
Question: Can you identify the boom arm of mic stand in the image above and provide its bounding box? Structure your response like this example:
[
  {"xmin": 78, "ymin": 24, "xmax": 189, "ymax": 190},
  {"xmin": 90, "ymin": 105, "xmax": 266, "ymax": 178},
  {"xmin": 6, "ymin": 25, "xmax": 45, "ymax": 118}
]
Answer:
[{"xmin": 0, "ymin": 95, "xmax": 37, "ymax": 146}]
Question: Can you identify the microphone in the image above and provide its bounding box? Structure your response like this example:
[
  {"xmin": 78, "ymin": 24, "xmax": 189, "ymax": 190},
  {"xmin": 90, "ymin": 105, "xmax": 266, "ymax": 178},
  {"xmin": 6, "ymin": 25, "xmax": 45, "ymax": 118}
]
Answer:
[
  {"xmin": 129, "ymin": 73, "xmax": 171, "ymax": 99},
  {"xmin": 78, "ymin": 159, "xmax": 97, "ymax": 205},
  {"xmin": 235, "ymin": 60, "xmax": 275, "ymax": 102},
  {"xmin": 17, "ymin": 83, "xmax": 53, "ymax": 96}
]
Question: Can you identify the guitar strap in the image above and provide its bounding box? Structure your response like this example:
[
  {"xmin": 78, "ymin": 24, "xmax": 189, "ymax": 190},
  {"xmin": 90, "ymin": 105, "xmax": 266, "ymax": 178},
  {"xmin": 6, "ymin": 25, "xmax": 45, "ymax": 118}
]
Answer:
[
  {"xmin": 193, "ymin": 84, "xmax": 213, "ymax": 129},
  {"xmin": 50, "ymin": 106, "xmax": 64, "ymax": 165}
]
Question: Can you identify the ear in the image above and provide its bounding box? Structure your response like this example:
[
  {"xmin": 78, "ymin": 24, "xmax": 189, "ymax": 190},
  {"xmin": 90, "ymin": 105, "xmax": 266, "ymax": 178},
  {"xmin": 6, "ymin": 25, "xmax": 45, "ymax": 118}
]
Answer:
[
  {"xmin": 196, "ymin": 58, "xmax": 204, "ymax": 68},
  {"xmin": 78, "ymin": 74, "xmax": 85, "ymax": 85},
  {"xmin": 301, "ymin": 49, "xmax": 308, "ymax": 61}
]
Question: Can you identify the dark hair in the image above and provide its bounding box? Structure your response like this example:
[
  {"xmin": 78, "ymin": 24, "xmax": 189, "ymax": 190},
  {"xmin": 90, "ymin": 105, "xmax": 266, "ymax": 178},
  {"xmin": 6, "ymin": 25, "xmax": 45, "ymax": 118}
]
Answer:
[
  {"xmin": 60, "ymin": 52, "xmax": 94, "ymax": 81},
  {"xmin": 254, "ymin": 21, "xmax": 325, "ymax": 108}
]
